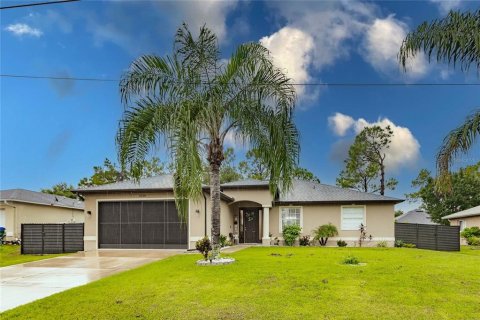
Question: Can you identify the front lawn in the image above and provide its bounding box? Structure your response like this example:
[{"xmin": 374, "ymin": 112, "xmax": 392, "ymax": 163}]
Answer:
[
  {"xmin": 0, "ymin": 245, "xmax": 66, "ymax": 267},
  {"xmin": 2, "ymin": 247, "xmax": 479, "ymax": 319}
]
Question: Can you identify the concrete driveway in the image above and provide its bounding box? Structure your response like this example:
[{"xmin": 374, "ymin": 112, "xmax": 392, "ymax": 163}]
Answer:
[{"xmin": 0, "ymin": 249, "xmax": 182, "ymax": 312}]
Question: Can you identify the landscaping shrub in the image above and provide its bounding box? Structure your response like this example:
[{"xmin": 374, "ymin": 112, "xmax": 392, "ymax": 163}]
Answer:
[
  {"xmin": 343, "ymin": 255, "xmax": 360, "ymax": 265},
  {"xmin": 402, "ymin": 243, "xmax": 417, "ymax": 248},
  {"xmin": 461, "ymin": 227, "xmax": 480, "ymax": 246},
  {"xmin": 377, "ymin": 241, "xmax": 388, "ymax": 248},
  {"xmin": 337, "ymin": 240, "xmax": 347, "ymax": 247},
  {"xmin": 394, "ymin": 240, "xmax": 404, "ymax": 247},
  {"xmin": 219, "ymin": 234, "xmax": 228, "ymax": 247},
  {"xmin": 466, "ymin": 236, "xmax": 480, "ymax": 246},
  {"xmin": 282, "ymin": 224, "xmax": 302, "ymax": 246},
  {"xmin": 195, "ymin": 237, "xmax": 212, "ymax": 260},
  {"xmin": 313, "ymin": 223, "xmax": 338, "ymax": 246},
  {"xmin": 299, "ymin": 235, "xmax": 310, "ymax": 246}
]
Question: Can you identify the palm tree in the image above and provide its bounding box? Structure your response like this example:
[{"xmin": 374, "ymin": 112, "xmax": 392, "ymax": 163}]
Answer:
[
  {"xmin": 398, "ymin": 10, "xmax": 480, "ymax": 178},
  {"xmin": 117, "ymin": 24, "xmax": 299, "ymax": 245}
]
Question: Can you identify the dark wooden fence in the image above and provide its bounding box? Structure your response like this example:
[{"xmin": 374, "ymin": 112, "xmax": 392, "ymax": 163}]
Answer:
[
  {"xmin": 21, "ymin": 223, "xmax": 84, "ymax": 254},
  {"xmin": 395, "ymin": 223, "xmax": 460, "ymax": 251}
]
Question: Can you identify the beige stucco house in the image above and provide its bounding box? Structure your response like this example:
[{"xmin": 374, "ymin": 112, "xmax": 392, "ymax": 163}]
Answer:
[
  {"xmin": 76, "ymin": 175, "xmax": 402, "ymax": 251},
  {"xmin": 0, "ymin": 189, "xmax": 85, "ymax": 240},
  {"xmin": 442, "ymin": 205, "xmax": 480, "ymax": 231}
]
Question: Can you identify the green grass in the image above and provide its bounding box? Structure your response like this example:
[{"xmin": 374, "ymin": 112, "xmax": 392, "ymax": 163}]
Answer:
[
  {"xmin": 3, "ymin": 247, "xmax": 480, "ymax": 319},
  {"xmin": 0, "ymin": 245, "xmax": 66, "ymax": 267},
  {"xmin": 459, "ymin": 245, "xmax": 480, "ymax": 256}
]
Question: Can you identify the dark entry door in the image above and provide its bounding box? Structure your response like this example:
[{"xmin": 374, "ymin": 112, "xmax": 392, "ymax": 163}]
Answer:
[
  {"xmin": 243, "ymin": 208, "xmax": 260, "ymax": 243},
  {"xmin": 98, "ymin": 200, "xmax": 187, "ymax": 249}
]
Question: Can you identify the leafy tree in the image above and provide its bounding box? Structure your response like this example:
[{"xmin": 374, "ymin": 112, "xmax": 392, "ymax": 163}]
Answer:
[
  {"xmin": 337, "ymin": 125, "xmax": 397, "ymax": 195},
  {"xmin": 41, "ymin": 182, "xmax": 76, "ymax": 199},
  {"xmin": 399, "ymin": 10, "xmax": 480, "ymax": 180},
  {"xmin": 78, "ymin": 157, "xmax": 166, "ymax": 187},
  {"xmin": 395, "ymin": 210, "xmax": 404, "ymax": 218},
  {"xmin": 313, "ymin": 223, "xmax": 338, "ymax": 246},
  {"xmin": 239, "ymin": 148, "xmax": 320, "ymax": 182},
  {"xmin": 406, "ymin": 162, "xmax": 480, "ymax": 224},
  {"xmin": 117, "ymin": 24, "xmax": 299, "ymax": 245}
]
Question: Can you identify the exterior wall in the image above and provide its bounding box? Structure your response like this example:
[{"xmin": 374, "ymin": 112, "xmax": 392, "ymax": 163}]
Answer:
[
  {"xmin": 449, "ymin": 216, "xmax": 480, "ymax": 229},
  {"xmin": 0, "ymin": 202, "xmax": 84, "ymax": 240},
  {"xmin": 222, "ymin": 188, "xmax": 273, "ymax": 206},
  {"xmin": 82, "ymin": 191, "xmax": 206, "ymax": 251},
  {"xmin": 270, "ymin": 203, "xmax": 395, "ymax": 247}
]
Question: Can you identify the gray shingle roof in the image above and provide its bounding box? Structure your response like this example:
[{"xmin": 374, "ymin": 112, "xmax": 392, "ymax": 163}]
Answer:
[
  {"xmin": 396, "ymin": 209, "xmax": 438, "ymax": 224},
  {"xmin": 276, "ymin": 180, "xmax": 403, "ymax": 203},
  {"xmin": 221, "ymin": 179, "xmax": 270, "ymax": 188},
  {"xmin": 74, "ymin": 175, "xmax": 176, "ymax": 192},
  {"xmin": 442, "ymin": 205, "xmax": 480, "ymax": 220},
  {"xmin": 0, "ymin": 189, "xmax": 84, "ymax": 210}
]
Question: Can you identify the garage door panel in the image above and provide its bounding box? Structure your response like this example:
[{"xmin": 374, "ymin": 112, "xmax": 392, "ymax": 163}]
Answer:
[
  {"xmin": 98, "ymin": 200, "xmax": 186, "ymax": 249},
  {"xmin": 142, "ymin": 202, "xmax": 163, "ymax": 223}
]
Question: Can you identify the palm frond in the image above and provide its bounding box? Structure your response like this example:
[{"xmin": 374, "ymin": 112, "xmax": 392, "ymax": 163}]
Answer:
[
  {"xmin": 399, "ymin": 9, "xmax": 480, "ymax": 72},
  {"xmin": 437, "ymin": 109, "xmax": 480, "ymax": 179}
]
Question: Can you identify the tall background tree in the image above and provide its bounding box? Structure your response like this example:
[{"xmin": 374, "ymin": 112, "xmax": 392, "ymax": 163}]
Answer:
[
  {"xmin": 399, "ymin": 9, "xmax": 480, "ymax": 180},
  {"xmin": 117, "ymin": 24, "xmax": 299, "ymax": 245},
  {"xmin": 407, "ymin": 162, "xmax": 480, "ymax": 224},
  {"xmin": 238, "ymin": 148, "xmax": 320, "ymax": 182},
  {"xmin": 41, "ymin": 182, "xmax": 76, "ymax": 199},
  {"xmin": 337, "ymin": 125, "xmax": 397, "ymax": 195}
]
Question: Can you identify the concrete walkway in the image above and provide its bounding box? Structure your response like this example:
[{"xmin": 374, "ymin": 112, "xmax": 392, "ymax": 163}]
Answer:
[{"xmin": 0, "ymin": 249, "xmax": 181, "ymax": 312}]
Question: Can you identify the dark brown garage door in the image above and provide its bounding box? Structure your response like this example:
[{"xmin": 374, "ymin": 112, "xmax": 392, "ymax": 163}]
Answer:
[{"xmin": 98, "ymin": 200, "xmax": 187, "ymax": 249}]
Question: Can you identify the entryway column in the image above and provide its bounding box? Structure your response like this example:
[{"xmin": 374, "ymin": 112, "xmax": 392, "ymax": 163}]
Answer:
[{"xmin": 262, "ymin": 205, "xmax": 271, "ymax": 246}]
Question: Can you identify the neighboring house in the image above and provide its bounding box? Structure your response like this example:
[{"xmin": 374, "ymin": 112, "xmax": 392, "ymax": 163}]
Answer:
[
  {"xmin": 76, "ymin": 175, "xmax": 402, "ymax": 251},
  {"xmin": 442, "ymin": 205, "xmax": 480, "ymax": 231},
  {"xmin": 0, "ymin": 189, "xmax": 85, "ymax": 240},
  {"xmin": 395, "ymin": 209, "xmax": 438, "ymax": 225}
]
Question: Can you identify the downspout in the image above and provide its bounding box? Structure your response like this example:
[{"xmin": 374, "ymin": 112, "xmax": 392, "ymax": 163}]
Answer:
[
  {"xmin": 3, "ymin": 201, "xmax": 17, "ymax": 238},
  {"xmin": 203, "ymin": 192, "xmax": 207, "ymax": 237}
]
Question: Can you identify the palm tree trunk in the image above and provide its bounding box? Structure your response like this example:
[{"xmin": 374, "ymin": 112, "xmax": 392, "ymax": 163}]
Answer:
[{"xmin": 208, "ymin": 138, "xmax": 224, "ymax": 246}]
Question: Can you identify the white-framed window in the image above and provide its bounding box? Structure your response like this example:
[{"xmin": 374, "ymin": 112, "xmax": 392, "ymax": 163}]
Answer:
[
  {"xmin": 341, "ymin": 206, "xmax": 365, "ymax": 230},
  {"xmin": 280, "ymin": 207, "xmax": 302, "ymax": 231},
  {"xmin": 459, "ymin": 220, "xmax": 466, "ymax": 231}
]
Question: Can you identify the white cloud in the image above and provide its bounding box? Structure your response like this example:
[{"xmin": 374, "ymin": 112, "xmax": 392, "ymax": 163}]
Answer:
[
  {"xmin": 430, "ymin": 0, "xmax": 462, "ymax": 13},
  {"xmin": 363, "ymin": 15, "xmax": 428, "ymax": 78},
  {"xmin": 260, "ymin": 27, "xmax": 316, "ymax": 100},
  {"xmin": 4, "ymin": 23, "xmax": 43, "ymax": 37},
  {"xmin": 328, "ymin": 113, "xmax": 355, "ymax": 137},
  {"xmin": 328, "ymin": 113, "xmax": 421, "ymax": 170}
]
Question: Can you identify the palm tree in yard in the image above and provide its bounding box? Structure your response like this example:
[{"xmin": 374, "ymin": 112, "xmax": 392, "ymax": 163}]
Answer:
[
  {"xmin": 117, "ymin": 24, "xmax": 299, "ymax": 246},
  {"xmin": 398, "ymin": 9, "xmax": 480, "ymax": 180}
]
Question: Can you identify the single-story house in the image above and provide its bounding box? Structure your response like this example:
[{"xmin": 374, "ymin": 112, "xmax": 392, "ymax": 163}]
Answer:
[
  {"xmin": 76, "ymin": 175, "xmax": 403, "ymax": 250},
  {"xmin": 442, "ymin": 205, "xmax": 480, "ymax": 231},
  {"xmin": 395, "ymin": 209, "xmax": 438, "ymax": 225},
  {"xmin": 0, "ymin": 189, "xmax": 85, "ymax": 240}
]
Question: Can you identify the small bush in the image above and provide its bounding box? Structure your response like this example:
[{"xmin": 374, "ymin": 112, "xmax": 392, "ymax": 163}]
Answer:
[
  {"xmin": 299, "ymin": 235, "xmax": 311, "ymax": 246},
  {"xmin": 402, "ymin": 243, "xmax": 417, "ymax": 248},
  {"xmin": 466, "ymin": 236, "xmax": 480, "ymax": 246},
  {"xmin": 394, "ymin": 240, "xmax": 404, "ymax": 248},
  {"xmin": 377, "ymin": 241, "xmax": 388, "ymax": 248},
  {"xmin": 282, "ymin": 224, "xmax": 302, "ymax": 246},
  {"xmin": 343, "ymin": 255, "xmax": 360, "ymax": 265},
  {"xmin": 219, "ymin": 234, "xmax": 228, "ymax": 247},
  {"xmin": 337, "ymin": 240, "xmax": 347, "ymax": 247},
  {"xmin": 195, "ymin": 237, "xmax": 212, "ymax": 260},
  {"xmin": 461, "ymin": 227, "xmax": 480, "ymax": 240},
  {"xmin": 313, "ymin": 223, "xmax": 339, "ymax": 246}
]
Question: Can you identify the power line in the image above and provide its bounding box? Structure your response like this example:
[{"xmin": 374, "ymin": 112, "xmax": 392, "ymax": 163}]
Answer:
[
  {"xmin": 1, "ymin": 73, "xmax": 479, "ymax": 87},
  {"xmin": 0, "ymin": 0, "xmax": 79, "ymax": 10}
]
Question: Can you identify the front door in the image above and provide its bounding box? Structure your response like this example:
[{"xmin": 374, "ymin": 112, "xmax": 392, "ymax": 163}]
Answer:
[{"xmin": 242, "ymin": 208, "xmax": 260, "ymax": 243}]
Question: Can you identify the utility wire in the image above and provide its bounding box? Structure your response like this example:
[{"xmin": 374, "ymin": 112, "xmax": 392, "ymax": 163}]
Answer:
[
  {"xmin": 1, "ymin": 73, "xmax": 479, "ymax": 86},
  {"xmin": 0, "ymin": 0, "xmax": 79, "ymax": 10}
]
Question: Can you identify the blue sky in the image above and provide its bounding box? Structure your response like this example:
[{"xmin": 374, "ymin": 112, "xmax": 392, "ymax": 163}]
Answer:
[{"xmin": 1, "ymin": 0, "xmax": 479, "ymax": 211}]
